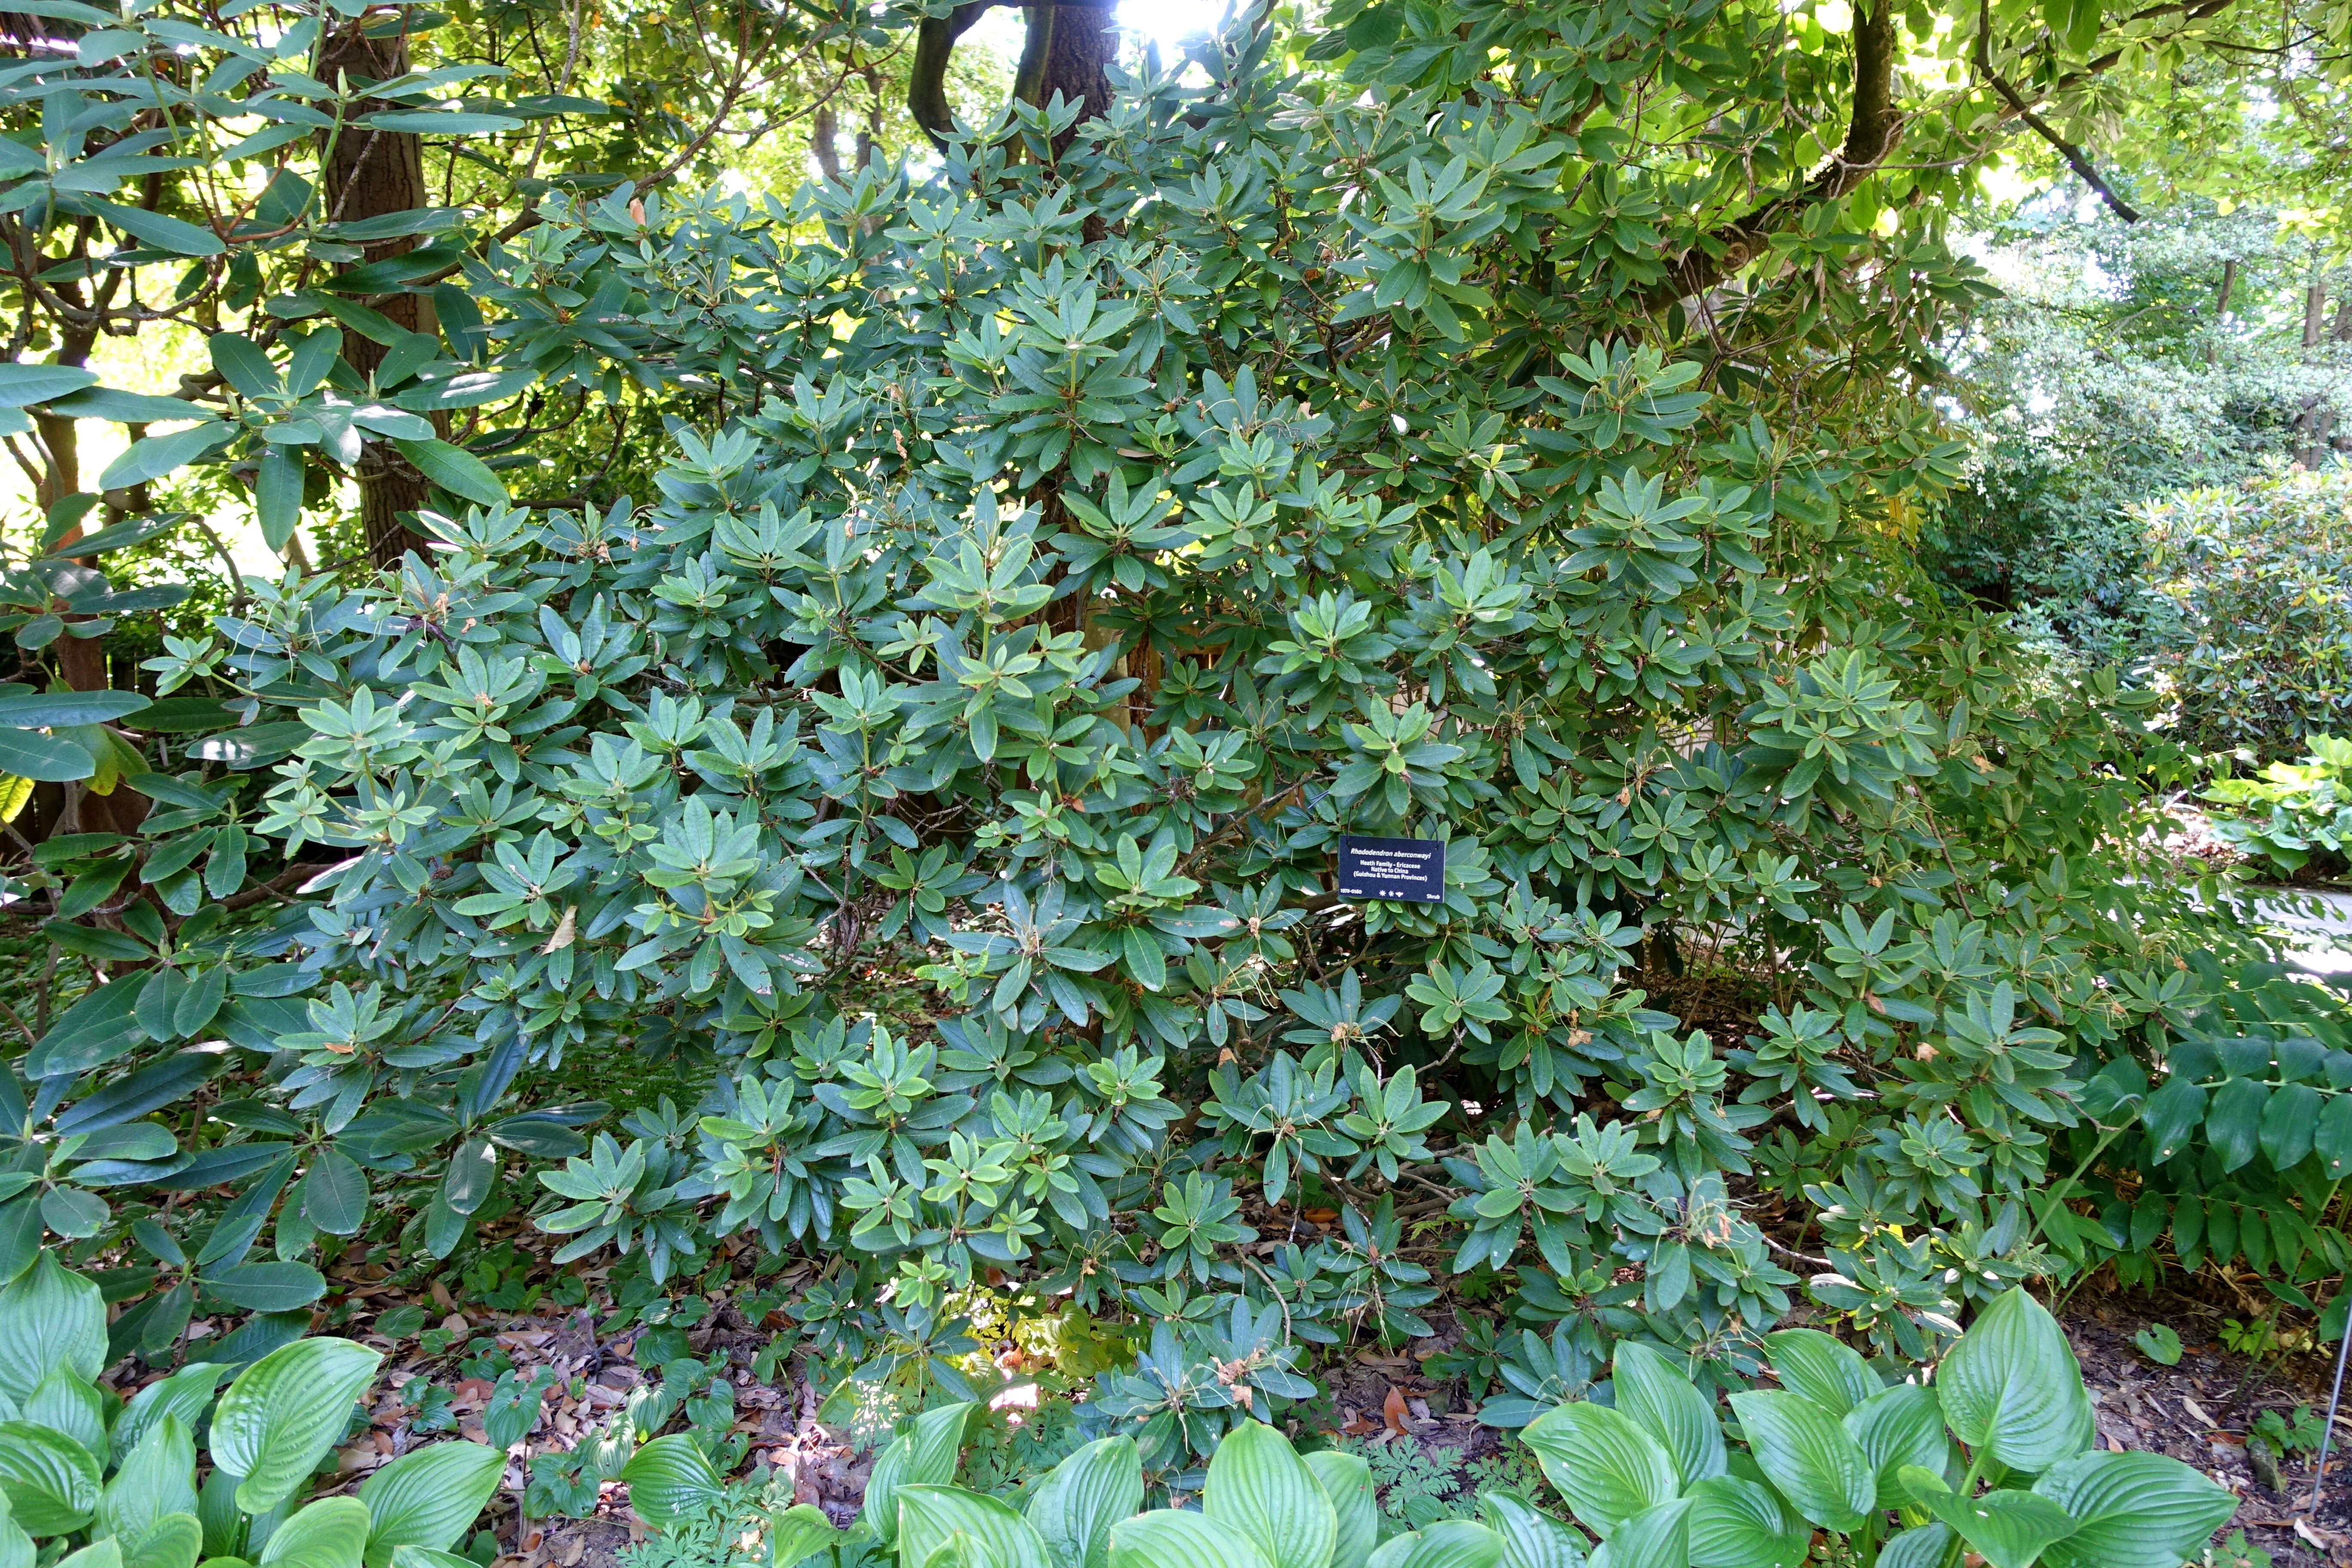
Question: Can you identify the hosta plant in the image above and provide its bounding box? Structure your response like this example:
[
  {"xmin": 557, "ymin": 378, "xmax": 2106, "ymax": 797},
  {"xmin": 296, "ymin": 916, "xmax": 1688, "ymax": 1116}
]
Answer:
[
  {"xmin": 0, "ymin": 1258, "xmax": 505, "ymax": 1568},
  {"xmin": 746, "ymin": 1397, "xmax": 1586, "ymax": 1568},
  {"xmin": 1519, "ymin": 1288, "xmax": 2236, "ymax": 1568}
]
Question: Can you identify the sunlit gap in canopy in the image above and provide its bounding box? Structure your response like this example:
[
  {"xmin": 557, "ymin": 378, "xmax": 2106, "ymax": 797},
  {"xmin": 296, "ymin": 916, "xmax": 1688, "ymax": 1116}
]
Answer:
[{"xmin": 967, "ymin": 0, "xmax": 1240, "ymax": 67}]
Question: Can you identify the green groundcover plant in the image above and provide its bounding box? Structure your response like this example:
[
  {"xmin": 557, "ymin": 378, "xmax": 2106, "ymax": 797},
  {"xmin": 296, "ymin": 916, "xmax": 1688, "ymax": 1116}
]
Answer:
[
  {"xmin": 674, "ymin": 1287, "xmax": 2232, "ymax": 1568},
  {"xmin": 0, "ymin": 1258, "xmax": 505, "ymax": 1568}
]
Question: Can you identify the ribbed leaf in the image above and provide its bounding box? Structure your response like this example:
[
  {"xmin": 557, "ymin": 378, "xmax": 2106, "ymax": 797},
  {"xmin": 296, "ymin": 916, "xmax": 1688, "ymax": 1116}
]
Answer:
[
  {"xmin": 1762, "ymin": 1330, "xmax": 1878, "ymax": 1417},
  {"xmin": 257, "ymin": 1498, "xmax": 372, "ymax": 1568},
  {"xmin": 897, "ymin": 1485, "xmax": 1051, "ymax": 1568},
  {"xmin": 1684, "ymin": 1477, "xmax": 1805, "ymax": 1568},
  {"xmin": 1364, "ymin": 1520, "xmax": 1506, "ymax": 1568},
  {"xmin": 618, "ymin": 1436, "xmax": 721, "ymax": 1527},
  {"xmin": 1474, "ymin": 1488, "xmax": 1587, "ymax": 1568},
  {"xmin": 1611, "ymin": 1342, "xmax": 1724, "ymax": 1485},
  {"xmin": 1725, "ymin": 1392, "xmax": 1872, "ymax": 1532},
  {"xmin": 1899, "ymin": 1471, "xmax": 2075, "ymax": 1568},
  {"xmin": 1520, "ymin": 1404, "xmax": 1680, "ymax": 1538},
  {"xmin": 1203, "ymin": 1422, "xmax": 1335, "ymax": 1568},
  {"xmin": 209, "ymin": 1338, "xmax": 383, "ymax": 1515},
  {"xmin": 1581, "ymin": 1501, "xmax": 1687, "ymax": 1568},
  {"xmin": 122, "ymin": 1513, "xmax": 202, "ymax": 1568},
  {"xmin": 1026, "ymin": 1436, "xmax": 1142, "ymax": 1568},
  {"xmin": 862, "ymin": 1404, "xmax": 973, "ymax": 1547},
  {"xmin": 1933, "ymin": 1289, "xmax": 2092, "ymax": 1472},
  {"xmin": 0, "ymin": 1420, "xmax": 101, "ymax": 1534},
  {"xmin": 100, "ymin": 1415, "xmax": 199, "ymax": 1544},
  {"xmin": 767, "ymin": 1505, "xmax": 836, "ymax": 1568},
  {"xmin": 0, "ymin": 1256, "xmax": 106, "ymax": 1405},
  {"xmin": 359, "ymin": 1442, "xmax": 505, "ymax": 1566},
  {"xmin": 1305, "ymin": 1451, "xmax": 1379, "ymax": 1568},
  {"xmin": 1107, "ymin": 1511, "xmax": 1275, "ymax": 1568},
  {"xmin": 1843, "ymin": 1384, "xmax": 1948, "ymax": 1510},
  {"xmin": 2031, "ymin": 1452, "xmax": 2239, "ymax": 1568}
]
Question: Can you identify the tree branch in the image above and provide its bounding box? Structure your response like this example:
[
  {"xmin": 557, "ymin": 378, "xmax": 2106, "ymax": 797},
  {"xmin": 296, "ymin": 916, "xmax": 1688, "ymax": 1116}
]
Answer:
[
  {"xmin": 1646, "ymin": 0, "xmax": 1902, "ymax": 309},
  {"xmin": 1973, "ymin": 0, "xmax": 2138, "ymax": 220}
]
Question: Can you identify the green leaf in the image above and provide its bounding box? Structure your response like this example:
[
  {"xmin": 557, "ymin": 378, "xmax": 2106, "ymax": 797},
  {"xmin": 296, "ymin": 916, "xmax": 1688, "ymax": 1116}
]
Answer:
[
  {"xmin": 1107, "ymin": 1511, "xmax": 1275, "ymax": 1568},
  {"xmin": 1026, "ymin": 1436, "xmax": 1142, "ymax": 1568},
  {"xmin": 1305, "ymin": 1451, "xmax": 1380, "ymax": 1568},
  {"xmin": 618, "ymin": 1435, "xmax": 721, "ymax": 1527},
  {"xmin": 112, "ymin": 1364, "xmax": 227, "ymax": 1467},
  {"xmin": 258, "ymin": 447, "xmax": 303, "ymax": 553},
  {"xmin": 0, "ymin": 1255, "xmax": 107, "ymax": 1405},
  {"xmin": 354, "ymin": 112, "xmax": 524, "ymax": 134},
  {"xmin": 2138, "ymin": 1076, "xmax": 2205, "ymax": 1162},
  {"xmin": 0, "ymin": 365, "xmax": 98, "ymax": 408},
  {"xmin": 1875, "ymin": 1525, "xmax": 1954, "ymax": 1568},
  {"xmin": 1684, "ymin": 1477, "xmax": 1804, "ymax": 1568},
  {"xmin": 1900, "ymin": 1471, "xmax": 2076, "ymax": 1568},
  {"xmin": 122, "ymin": 1513, "xmax": 202, "ymax": 1568},
  {"xmin": 2131, "ymin": 1325, "xmax": 2182, "ymax": 1367},
  {"xmin": 1724, "ymin": 1391, "xmax": 1873, "ymax": 1532},
  {"xmin": 862, "ymin": 1404, "xmax": 973, "ymax": 1547},
  {"xmin": 43, "ymin": 389, "xmax": 209, "ymax": 423},
  {"xmin": 1843, "ymin": 1384, "xmax": 1948, "ymax": 1511},
  {"xmin": 1611, "ymin": 1342, "xmax": 1724, "ymax": 1486},
  {"xmin": 257, "ymin": 1497, "xmax": 373, "ymax": 1568},
  {"xmin": 1204, "ymin": 1422, "xmax": 1335, "ymax": 1568},
  {"xmin": 897, "ymin": 1486, "xmax": 1052, "ymax": 1568},
  {"xmin": 2205, "ymin": 1076, "xmax": 2267, "ymax": 1172},
  {"xmin": 0, "ymin": 689, "xmax": 150, "ymax": 727},
  {"xmin": 0, "ymin": 728, "xmax": 94, "ymax": 781},
  {"xmin": 766, "ymin": 1506, "xmax": 836, "ymax": 1568},
  {"xmin": 85, "ymin": 200, "xmax": 224, "ymax": 256},
  {"xmin": 359, "ymin": 1442, "xmax": 505, "ymax": 1567},
  {"xmin": 101, "ymin": 1415, "xmax": 198, "ymax": 1544},
  {"xmin": 209, "ymin": 1338, "xmax": 383, "ymax": 1515},
  {"xmin": 1579, "ymin": 1500, "xmax": 1686, "ymax": 1568},
  {"xmin": 1762, "ymin": 1330, "xmax": 1879, "ymax": 1418},
  {"xmin": 391, "ymin": 438, "xmax": 506, "ymax": 506},
  {"xmin": 0, "ymin": 1420, "xmax": 101, "ymax": 1534},
  {"xmin": 1364, "ymin": 1521, "xmax": 1506, "ymax": 1568},
  {"xmin": 1473, "ymin": 1490, "xmax": 1588, "ymax": 1568},
  {"xmin": 1934, "ymin": 1289, "xmax": 2093, "ymax": 1473},
  {"xmin": 1520, "ymin": 1404, "xmax": 1680, "ymax": 1538},
  {"xmin": 199, "ymin": 1262, "xmax": 327, "ymax": 1314},
  {"xmin": 2031, "ymin": 1452, "xmax": 2239, "ymax": 1568},
  {"xmin": 298, "ymin": 1151, "xmax": 369, "ymax": 1236},
  {"xmin": 22, "ymin": 1366, "xmax": 105, "ymax": 1458},
  {"xmin": 96, "ymin": 422, "xmax": 230, "ymax": 491}
]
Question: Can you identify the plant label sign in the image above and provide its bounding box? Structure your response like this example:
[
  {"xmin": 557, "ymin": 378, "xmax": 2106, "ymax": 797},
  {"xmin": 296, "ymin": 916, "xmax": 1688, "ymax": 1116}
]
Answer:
[{"xmin": 1336, "ymin": 835, "xmax": 1446, "ymax": 903}]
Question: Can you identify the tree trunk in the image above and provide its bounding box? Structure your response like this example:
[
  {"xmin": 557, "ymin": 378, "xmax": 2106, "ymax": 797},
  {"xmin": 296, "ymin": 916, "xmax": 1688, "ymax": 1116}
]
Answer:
[
  {"xmin": 319, "ymin": 14, "xmax": 442, "ymax": 570},
  {"xmin": 1013, "ymin": 2, "xmax": 1116, "ymax": 151}
]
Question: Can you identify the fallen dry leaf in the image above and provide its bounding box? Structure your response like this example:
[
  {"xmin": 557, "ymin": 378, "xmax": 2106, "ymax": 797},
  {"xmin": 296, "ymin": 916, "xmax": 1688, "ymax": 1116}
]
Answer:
[{"xmin": 1382, "ymin": 1386, "xmax": 1410, "ymax": 1436}]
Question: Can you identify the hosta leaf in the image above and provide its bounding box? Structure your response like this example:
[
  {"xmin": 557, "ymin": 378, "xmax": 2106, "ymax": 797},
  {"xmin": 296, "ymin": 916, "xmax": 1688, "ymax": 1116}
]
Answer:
[
  {"xmin": 2032, "ymin": 1451, "xmax": 2239, "ymax": 1568},
  {"xmin": 1204, "ymin": 1422, "xmax": 1335, "ymax": 1568},
  {"xmin": 1725, "ymin": 1391, "xmax": 1873, "ymax": 1532},
  {"xmin": 1026, "ymin": 1436, "xmax": 1142, "ymax": 1568},
  {"xmin": 1520, "ymin": 1404, "xmax": 1679, "ymax": 1538},
  {"xmin": 0, "ymin": 1253, "xmax": 107, "ymax": 1405},
  {"xmin": 209, "ymin": 1338, "xmax": 383, "ymax": 1516},
  {"xmin": 359, "ymin": 1442, "xmax": 505, "ymax": 1567},
  {"xmin": 0, "ymin": 1420, "xmax": 101, "ymax": 1534},
  {"xmin": 1107, "ymin": 1510, "xmax": 1275, "ymax": 1568},
  {"xmin": 1933, "ymin": 1289, "xmax": 2093, "ymax": 1472},
  {"xmin": 257, "ymin": 1497, "xmax": 372, "ymax": 1568},
  {"xmin": 897, "ymin": 1485, "xmax": 1051, "ymax": 1568}
]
